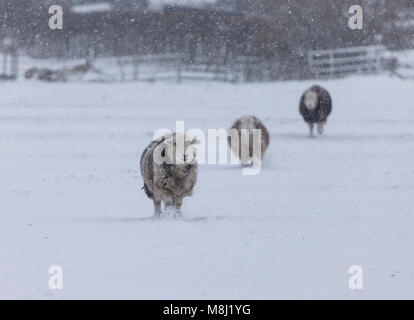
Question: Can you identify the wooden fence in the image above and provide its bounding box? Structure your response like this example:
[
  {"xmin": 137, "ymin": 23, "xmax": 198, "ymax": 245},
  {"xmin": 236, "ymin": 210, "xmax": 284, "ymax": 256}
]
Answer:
[{"xmin": 103, "ymin": 54, "xmax": 280, "ymax": 83}]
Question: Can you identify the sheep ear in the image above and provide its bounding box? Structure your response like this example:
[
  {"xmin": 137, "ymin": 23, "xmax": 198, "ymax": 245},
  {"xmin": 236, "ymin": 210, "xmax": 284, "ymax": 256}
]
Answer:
[
  {"xmin": 164, "ymin": 137, "xmax": 174, "ymax": 145},
  {"xmin": 155, "ymin": 135, "xmax": 166, "ymax": 143},
  {"xmin": 191, "ymin": 138, "xmax": 201, "ymax": 145}
]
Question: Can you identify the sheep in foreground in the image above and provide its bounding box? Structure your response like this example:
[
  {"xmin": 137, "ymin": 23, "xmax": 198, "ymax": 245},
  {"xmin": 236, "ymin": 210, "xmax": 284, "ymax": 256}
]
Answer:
[
  {"xmin": 228, "ymin": 115, "xmax": 270, "ymax": 166},
  {"xmin": 140, "ymin": 133, "xmax": 199, "ymax": 216},
  {"xmin": 299, "ymin": 85, "xmax": 332, "ymax": 137}
]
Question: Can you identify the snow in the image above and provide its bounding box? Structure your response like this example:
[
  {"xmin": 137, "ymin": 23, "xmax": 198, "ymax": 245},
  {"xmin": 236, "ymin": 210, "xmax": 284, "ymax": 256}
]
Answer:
[
  {"xmin": 150, "ymin": 0, "xmax": 216, "ymax": 9},
  {"xmin": 0, "ymin": 75, "xmax": 413, "ymax": 299},
  {"xmin": 395, "ymin": 49, "xmax": 414, "ymax": 65},
  {"xmin": 71, "ymin": 2, "xmax": 112, "ymax": 14}
]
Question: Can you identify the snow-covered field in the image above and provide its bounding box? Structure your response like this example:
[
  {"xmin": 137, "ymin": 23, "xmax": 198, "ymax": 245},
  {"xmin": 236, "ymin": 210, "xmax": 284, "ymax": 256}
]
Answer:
[{"xmin": 0, "ymin": 75, "xmax": 413, "ymax": 299}]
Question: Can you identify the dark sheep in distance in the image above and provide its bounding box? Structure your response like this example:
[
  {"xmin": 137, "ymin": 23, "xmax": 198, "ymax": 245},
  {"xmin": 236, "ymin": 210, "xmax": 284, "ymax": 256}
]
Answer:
[{"xmin": 299, "ymin": 85, "xmax": 332, "ymax": 137}]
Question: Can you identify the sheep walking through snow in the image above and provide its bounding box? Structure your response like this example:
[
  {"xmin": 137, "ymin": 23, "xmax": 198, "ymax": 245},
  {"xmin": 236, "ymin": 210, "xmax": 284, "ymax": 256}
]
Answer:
[
  {"xmin": 299, "ymin": 85, "xmax": 332, "ymax": 137},
  {"xmin": 228, "ymin": 115, "xmax": 270, "ymax": 166},
  {"xmin": 140, "ymin": 133, "xmax": 199, "ymax": 216}
]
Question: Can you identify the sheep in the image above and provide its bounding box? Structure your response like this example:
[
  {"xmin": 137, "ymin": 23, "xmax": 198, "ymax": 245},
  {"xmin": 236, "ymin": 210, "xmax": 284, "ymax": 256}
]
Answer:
[
  {"xmin": 140, "ymin": 133, "xmax": 199, "ymax": 216},
  {"xmin": 299, "ymin": 85, "xmax": 332, "ymax": 137},
  {"xmin": 25, "ymin": 68, "xmax": 38, "ymax": 80},
  {"xmin": 26, "ymin": 68, "xmax": 67, "ymax": 82},
  {"xmin": 228, "ymin": 115, "xmax": 270, "ymax": 166}
]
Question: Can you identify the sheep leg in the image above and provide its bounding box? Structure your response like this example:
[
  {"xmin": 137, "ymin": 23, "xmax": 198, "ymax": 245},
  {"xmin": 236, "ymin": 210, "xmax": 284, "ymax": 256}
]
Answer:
[
  {"xmin": 308, "ymin": 122, "xmax": 314, "ymax": 137},
  {"xmin": 165, "ymin": 197, "xmax": 183, "ymax": 217},
  {"xmin": 153, "ymin": 200, "xmax": 162, "ymax": 217},
  {"xmin": 164, "ymin": 198, "xmax": 175, "ymax": 215},
  {"xmin": 317, "ymin": 122, "xmax": 325, "ymax": 135},
  {"xmin": 174, "ymin": 200, "xmax": 183, "ymax": 217}
]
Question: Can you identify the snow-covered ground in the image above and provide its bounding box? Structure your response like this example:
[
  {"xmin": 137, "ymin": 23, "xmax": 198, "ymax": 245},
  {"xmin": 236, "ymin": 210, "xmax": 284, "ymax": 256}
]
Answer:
[{"xmin": 0, "ymin": 75, "xmax": 413, "ymax": 299}]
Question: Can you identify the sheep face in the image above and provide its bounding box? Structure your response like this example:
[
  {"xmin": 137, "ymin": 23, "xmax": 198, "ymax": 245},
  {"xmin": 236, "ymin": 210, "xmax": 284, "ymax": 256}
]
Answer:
[
  {"xmin": 156, "ymin": 134, "xmax": 200, "ymax": 178},
  {"xmin": 239, "ymin": 116, "xmax": 257, "ymax": 130},
  {"xmin": 304, "ymin": 90, "xmax": 318, "ymax": 111}
]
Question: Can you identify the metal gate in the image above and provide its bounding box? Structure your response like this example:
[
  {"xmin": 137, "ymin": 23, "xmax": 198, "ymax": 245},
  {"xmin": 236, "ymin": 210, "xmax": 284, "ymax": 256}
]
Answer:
[{"xmin": 308, "ymin": 45, "xmax": 386, "ymax": 79}]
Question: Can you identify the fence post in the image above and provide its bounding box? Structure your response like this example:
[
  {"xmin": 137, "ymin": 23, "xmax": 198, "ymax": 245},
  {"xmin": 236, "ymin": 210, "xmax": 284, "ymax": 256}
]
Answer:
[
  {"xmin": 329, "ymin": 52, "xmax": 334, "ymax": 78},
  {"xmin": 176, "ymin": 54, "xmax": 182, "ymax": 83}
]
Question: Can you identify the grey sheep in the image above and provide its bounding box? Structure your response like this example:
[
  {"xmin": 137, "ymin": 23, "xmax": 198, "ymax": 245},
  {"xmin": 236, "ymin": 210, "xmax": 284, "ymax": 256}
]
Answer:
[
  {"xmin": 228, "ymin": 115, "xmax": 270, "ymax": 166},
  {"xmin": 140, "ymin": 133, "xmax": 199, "ymax": 216}
]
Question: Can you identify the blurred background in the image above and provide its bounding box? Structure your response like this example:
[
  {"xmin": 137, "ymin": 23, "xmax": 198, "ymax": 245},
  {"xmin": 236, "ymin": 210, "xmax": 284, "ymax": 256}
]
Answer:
[{"xmin": 0, "ymin": 0, "xmax": 413, "ymax": 82}]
